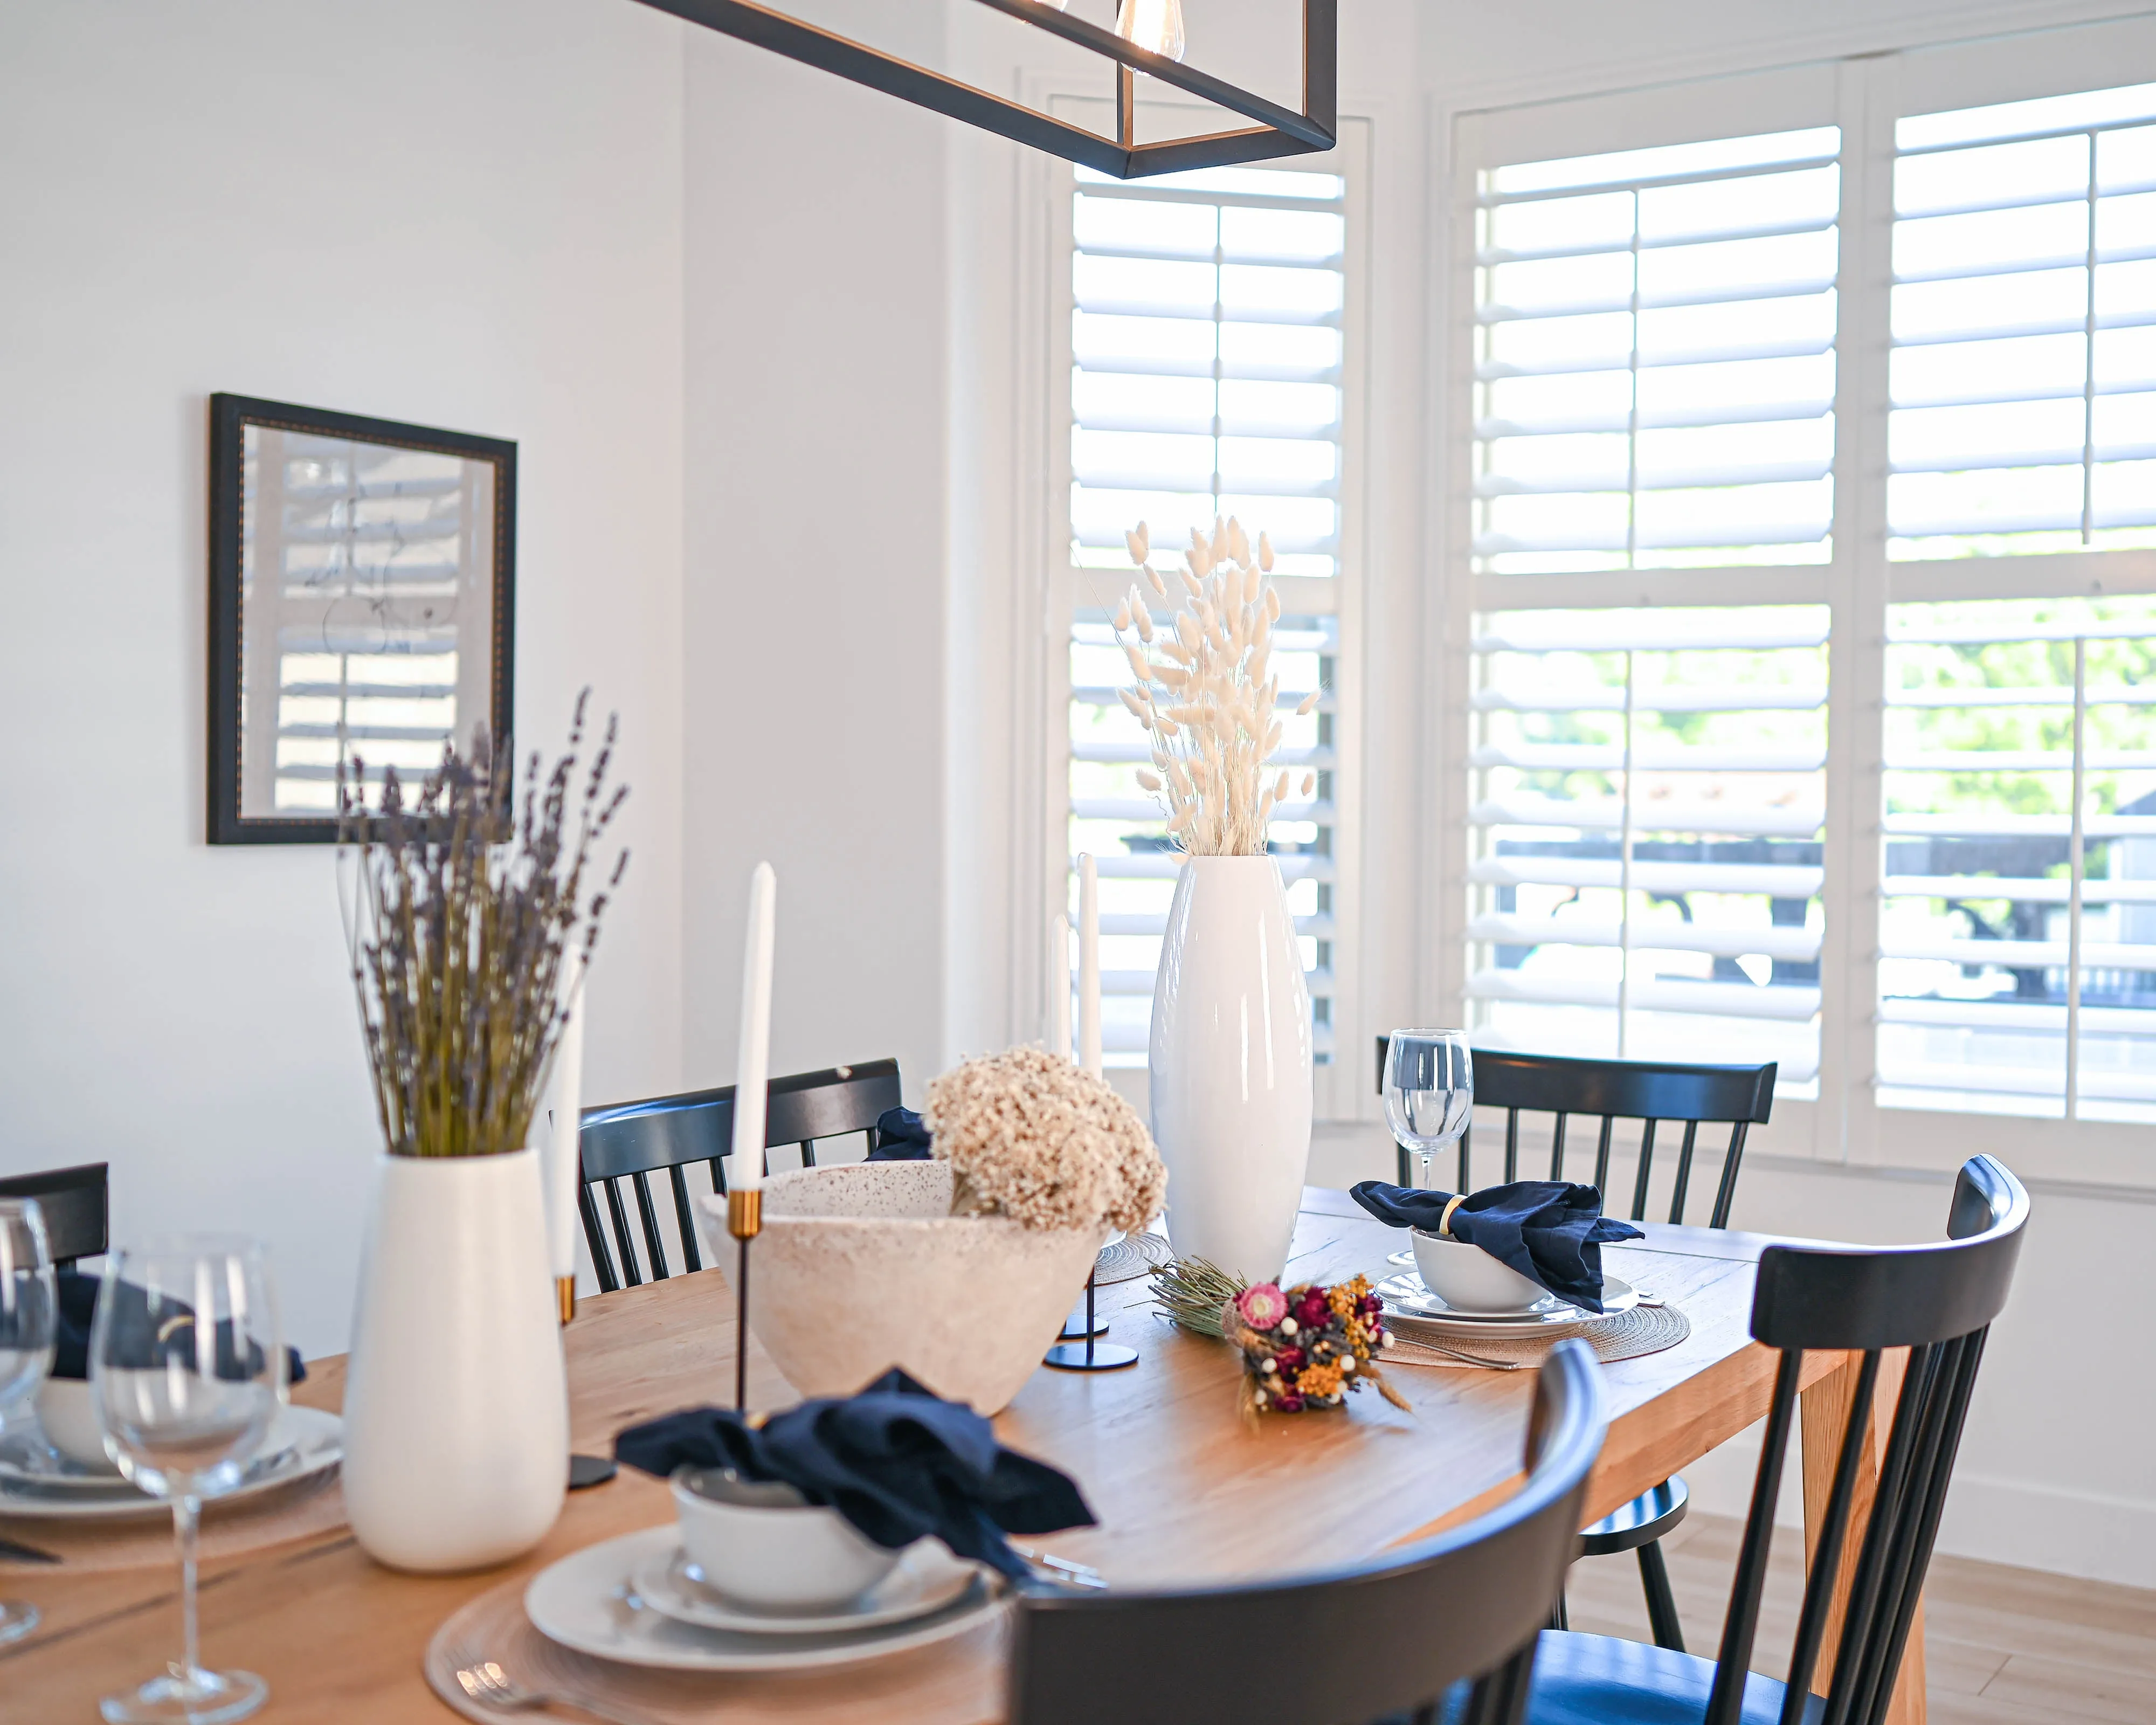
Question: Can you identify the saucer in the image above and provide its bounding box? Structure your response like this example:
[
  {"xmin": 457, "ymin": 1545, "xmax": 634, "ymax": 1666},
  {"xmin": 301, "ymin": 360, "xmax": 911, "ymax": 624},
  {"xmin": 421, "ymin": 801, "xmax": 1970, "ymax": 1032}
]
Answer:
[
  {"xmin": 0, "ymin": 1407, "xmax": 340, "ymax": 1521},
  {"xmin": 1376, "ymin": 1271, "xmax": 1637, "ymax": 1327},
  {"xmin": 630, "ymin": 1536, "xmax": 977, "ymax": 1635},
  {"xmin": 526, "ymin": 1526, "xmax": 1007, "ymax": 1672}
]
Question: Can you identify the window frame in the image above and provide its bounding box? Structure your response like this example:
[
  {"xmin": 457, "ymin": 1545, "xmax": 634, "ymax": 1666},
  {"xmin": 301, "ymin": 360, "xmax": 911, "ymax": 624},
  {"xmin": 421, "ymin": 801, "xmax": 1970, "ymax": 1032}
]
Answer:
[
  {"xmin": 1443, "ymin": 21, "xmax": 2156, "ymax": 1192},
  {"xmin": 1034, "ymin": 96, "xmax": 1374, "ymax": 1123}
]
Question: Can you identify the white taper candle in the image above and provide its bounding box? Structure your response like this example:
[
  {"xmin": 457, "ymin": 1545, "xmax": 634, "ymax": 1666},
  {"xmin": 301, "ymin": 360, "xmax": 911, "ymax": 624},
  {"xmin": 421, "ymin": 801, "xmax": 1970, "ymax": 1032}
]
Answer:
[
  {"xmin": 727, "ymin": 862, "xmax": 777, "ymax": 1191},
  {"xmin": 1079, "ymin": 853, "xmax": 1102, "ymax": 1078},
  {"xmin": 542, "ymin": 949, "xmax": 587, "ymax": 1281},
  {"xmin": 1050, "ymin": 913, "xmax": 1072, "ymax": 1062}
]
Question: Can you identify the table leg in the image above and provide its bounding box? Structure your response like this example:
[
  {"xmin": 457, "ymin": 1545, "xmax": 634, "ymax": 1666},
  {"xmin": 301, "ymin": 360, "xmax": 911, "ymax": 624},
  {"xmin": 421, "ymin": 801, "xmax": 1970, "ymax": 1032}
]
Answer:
[{"xmin": 1800, "ymin": 1350, "xmax": 1926, "ymax": 1725}]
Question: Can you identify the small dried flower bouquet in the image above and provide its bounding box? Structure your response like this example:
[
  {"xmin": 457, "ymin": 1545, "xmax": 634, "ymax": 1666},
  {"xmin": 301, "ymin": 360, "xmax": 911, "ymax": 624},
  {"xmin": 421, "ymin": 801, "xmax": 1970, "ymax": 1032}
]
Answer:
[
  {"xmin": 1152, "ymin": 1258, "xmax": 1408, "ymax": 1420},
  {"xmin": 925, "ymin": 1046, "xmax": 1166, "ymax": 1234}
]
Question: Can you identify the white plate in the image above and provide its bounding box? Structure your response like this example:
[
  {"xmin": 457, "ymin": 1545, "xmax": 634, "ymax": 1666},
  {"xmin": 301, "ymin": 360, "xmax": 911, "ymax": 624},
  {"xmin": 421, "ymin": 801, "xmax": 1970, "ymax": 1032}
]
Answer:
[
  {"xmin": 630, "ymin": 1536, "xmax": 978, "ymax": 1636},
  {"xmin": 0, "ymin": 1407, "xmax": 341, "ymax": 1522},
  {"xmin": 526, "ymin": 1526, "xmax": 1006, "ymax": 1673},
  {"xmin": 1377, "ymin": 1271, "xmax": 1637, "ymax": 1328}
]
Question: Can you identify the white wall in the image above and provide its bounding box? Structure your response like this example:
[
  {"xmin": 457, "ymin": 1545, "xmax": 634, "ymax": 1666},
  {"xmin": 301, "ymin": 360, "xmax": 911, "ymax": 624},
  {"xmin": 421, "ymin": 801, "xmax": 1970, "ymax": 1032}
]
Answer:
[
  {"xmin": 0, "ymin": 0, "xmax": 687, "ymax": 1356},
  {"xmin": 680, "ymin": 7, "xmax": 953, "ymax": 1099}
]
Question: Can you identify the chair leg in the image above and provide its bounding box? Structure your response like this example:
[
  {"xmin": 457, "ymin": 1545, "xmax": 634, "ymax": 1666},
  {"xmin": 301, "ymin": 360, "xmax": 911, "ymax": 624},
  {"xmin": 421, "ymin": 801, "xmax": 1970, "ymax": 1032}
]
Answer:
[
  {"xmin": 1637, "ymin": 1538, "xmax": 1684, "ymax": 1652},
  {"xmin": 1549, "ymin": 1587, "xmax": 1568, "ymax": 1632}
]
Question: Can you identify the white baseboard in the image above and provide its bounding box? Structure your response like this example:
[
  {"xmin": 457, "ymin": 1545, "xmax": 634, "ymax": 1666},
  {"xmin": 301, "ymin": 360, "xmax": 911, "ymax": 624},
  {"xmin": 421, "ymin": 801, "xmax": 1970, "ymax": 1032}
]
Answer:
[
  {"xmin": 1933, "ymin": 1473, "xmax": 2156, "ymax": 1591},
  {"xmin": 1659, "ymin": 1427, "xmax": 2156, "ymax": 1590}
]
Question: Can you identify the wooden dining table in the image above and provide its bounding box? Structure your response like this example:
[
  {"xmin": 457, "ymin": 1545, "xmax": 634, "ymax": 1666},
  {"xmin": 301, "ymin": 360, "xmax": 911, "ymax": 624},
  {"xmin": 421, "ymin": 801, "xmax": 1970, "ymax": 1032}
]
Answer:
[{"xmin": 0, "ymin": 1188, "xmax": 1926, "ymax": 1723}]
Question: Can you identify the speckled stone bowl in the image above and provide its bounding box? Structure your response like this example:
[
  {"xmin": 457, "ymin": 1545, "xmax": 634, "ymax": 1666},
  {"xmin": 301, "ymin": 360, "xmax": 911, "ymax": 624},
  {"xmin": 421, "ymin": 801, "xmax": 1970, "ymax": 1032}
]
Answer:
[{"xmin": 697, "ymin": 1161, "xmax": 1102, "ymax": 1414}]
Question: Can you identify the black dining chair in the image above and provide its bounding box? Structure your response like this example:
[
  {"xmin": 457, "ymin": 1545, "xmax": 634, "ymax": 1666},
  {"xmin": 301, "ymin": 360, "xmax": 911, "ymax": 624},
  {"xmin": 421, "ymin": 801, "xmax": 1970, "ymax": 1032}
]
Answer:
[
  {"xmin": 0, "ymin": 1162, "xmax": 109, "ymax": 1265},
  {"xmin": 575, "ymin": 1058, "xmax": 903, "ymax": 1292},
  {"xmin": 1008, "ymin": 1338, "xmax": 1608, "ymax": 1725},
  {"xmin": 1376, "ymin": 1039, "xmax": 1777, "ymax": 1650},
  {"xmin": 1524, "ymin": 1153, "xmax": 2028, "ymax": 1725}
]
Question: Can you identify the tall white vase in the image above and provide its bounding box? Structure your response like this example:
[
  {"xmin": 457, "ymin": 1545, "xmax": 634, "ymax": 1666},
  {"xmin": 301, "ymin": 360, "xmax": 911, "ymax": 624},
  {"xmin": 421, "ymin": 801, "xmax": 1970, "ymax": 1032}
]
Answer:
[
  {"xmin": 1149, "ymin": 855, "xmax": 1314, "ymax": 1284},
  {"xmin": 341, "ymin": 1147, "xmax": 568, "ymax": 1572}
]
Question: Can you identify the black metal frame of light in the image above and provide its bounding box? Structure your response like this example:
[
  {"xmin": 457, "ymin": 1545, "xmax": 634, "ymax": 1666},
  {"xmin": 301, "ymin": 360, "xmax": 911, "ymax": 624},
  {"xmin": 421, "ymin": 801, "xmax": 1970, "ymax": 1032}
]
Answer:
[{"xmin": 630, "ymin": 0, "xmax": 1338, "ymax": 180}]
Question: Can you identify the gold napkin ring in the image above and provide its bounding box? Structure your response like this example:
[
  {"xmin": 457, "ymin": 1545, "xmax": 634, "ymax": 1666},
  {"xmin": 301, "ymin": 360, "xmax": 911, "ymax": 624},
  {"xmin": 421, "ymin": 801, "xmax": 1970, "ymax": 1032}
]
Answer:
[{"xmin": 1439, "ymin": 1195, "xmax": 1466, "ymax": 1238}]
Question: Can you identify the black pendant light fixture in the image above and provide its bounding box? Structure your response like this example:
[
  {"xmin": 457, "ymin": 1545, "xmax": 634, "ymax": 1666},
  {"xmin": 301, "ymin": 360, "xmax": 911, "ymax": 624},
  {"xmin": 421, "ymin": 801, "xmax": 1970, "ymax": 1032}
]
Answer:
[{"xmin": 635, "ymin": 0, "xmax": 1336, "ymax": 179}]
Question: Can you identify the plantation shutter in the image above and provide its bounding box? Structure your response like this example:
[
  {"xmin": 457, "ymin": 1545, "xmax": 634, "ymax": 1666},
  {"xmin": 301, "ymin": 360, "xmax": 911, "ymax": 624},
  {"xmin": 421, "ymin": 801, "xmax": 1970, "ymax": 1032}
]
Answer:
[
  {"xmin": 1467, "ymin": 608, "xmax": 1828, "ymax": 1085},
  {"xmin": 1888, "ymin": 81, "xmax": 2156, "ymax": 558},
  {"xmin": 1062, "ymin": 152, "xmax": 1350, "ymax": 1067},
  {"xmin": 1471, "ymin": 126, "xmax": 1841, "ymax": 573},
  {"xmin": 1876, "ymin": 76, "xmax": 2156, "ymax": 1123},
  {"xmin": 1459, "ymin": 119, "xmax": 1842, "ymax": 1087}
]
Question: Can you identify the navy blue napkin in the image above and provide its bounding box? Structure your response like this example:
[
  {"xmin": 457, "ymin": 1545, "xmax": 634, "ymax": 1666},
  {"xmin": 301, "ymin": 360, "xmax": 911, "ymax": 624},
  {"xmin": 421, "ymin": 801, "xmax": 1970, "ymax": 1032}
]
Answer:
[
  {"xmin": 52, "ymin": 1267, "xmax": 306, "ymax": 1385},
  {"xmin": 1349, "ymin": 1180, "xmax": 1643, "ymax": 1314},
  {"xmin": 614, "ymin": 1368, "xmax": 1093, "ymax": 1581},
  {"xmin": 867, "ymin": 1107, "xmax": 933, "ymax": 1160}
]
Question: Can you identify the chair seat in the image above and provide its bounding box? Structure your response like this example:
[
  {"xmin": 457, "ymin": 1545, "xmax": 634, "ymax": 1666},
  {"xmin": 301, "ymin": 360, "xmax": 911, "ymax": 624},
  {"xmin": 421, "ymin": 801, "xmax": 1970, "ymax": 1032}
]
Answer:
[
  {"xmin": 1525, "ymin": 1631, "xmax": 1825, "ymax": 1725},
  {"xmin": 1579, "ymin": 1474, "xmax": 1688, "ymax": 1555}
]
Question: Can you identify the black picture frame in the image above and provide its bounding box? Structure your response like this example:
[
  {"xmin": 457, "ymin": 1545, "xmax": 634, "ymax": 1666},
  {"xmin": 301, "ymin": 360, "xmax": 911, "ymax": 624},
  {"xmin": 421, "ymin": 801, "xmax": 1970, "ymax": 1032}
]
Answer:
[{"xmin": 207, "ymin": 394, "xmax": 517, "ymax": 845}]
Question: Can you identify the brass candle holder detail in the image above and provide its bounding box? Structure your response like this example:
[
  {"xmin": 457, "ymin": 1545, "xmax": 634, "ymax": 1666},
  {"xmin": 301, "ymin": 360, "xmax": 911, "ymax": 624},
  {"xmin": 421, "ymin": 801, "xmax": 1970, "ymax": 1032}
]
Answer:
[{"xmin": 728, "ymin": 1187, "xmax": 762, "ymax": 1410}]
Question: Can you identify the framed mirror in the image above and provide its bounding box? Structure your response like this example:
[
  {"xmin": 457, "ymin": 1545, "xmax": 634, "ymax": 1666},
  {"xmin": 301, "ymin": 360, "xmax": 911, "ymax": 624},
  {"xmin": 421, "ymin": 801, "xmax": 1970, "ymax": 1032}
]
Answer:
[{"xmin": 207, "ymin": 394, "xmax": 516, "ymax": 844}]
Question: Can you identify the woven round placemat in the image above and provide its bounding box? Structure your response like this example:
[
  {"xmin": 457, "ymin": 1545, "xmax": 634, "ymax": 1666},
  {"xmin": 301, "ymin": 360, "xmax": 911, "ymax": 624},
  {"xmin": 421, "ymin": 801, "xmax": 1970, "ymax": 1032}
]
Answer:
[
  {"xmin": 1094, "ymin": 1231, "xmax": 1175, "ymax": 1286},
  {"xmin": 0, "ymin": 1467, "xmax": 345, "ymax": 1574},
  {"xmin": 1383, "ymin": 1299, "xmax": 1689, "ymax": 1369}
]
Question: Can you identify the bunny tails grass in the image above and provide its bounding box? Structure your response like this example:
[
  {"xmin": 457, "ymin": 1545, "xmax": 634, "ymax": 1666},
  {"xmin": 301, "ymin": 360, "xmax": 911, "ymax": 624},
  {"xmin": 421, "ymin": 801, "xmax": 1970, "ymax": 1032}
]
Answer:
[
  {"xmin": 1111, "ymin": 516, "xmax": 1325, "ymax": 857},
  {"xmin": 337, "ymin": 692, "xmax": 629, "ymax": 1158}
]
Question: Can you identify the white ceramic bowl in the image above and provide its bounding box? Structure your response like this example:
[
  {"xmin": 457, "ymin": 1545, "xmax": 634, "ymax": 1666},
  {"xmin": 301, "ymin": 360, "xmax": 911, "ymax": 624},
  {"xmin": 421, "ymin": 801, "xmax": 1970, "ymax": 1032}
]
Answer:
[
  {"xmin": 671, "ymin": 1468, "xmax": 902, "ymax": 1612},
  {"xmin": 1411, "ymin": 1231, "xmax": 1549, "ymax": 1314},
  {"xmin": 701, "ymin": 1161, "xmax": 1101, "ymax": 1414},
  {"xmin": 33, "ymin": 1378, "xmax": 120, "ymax": 1474}
]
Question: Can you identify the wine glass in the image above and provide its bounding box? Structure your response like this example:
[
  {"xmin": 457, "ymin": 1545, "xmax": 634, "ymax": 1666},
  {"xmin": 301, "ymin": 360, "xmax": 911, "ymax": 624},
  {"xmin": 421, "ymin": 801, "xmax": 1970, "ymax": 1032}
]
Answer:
[
  {"xmin": 0, "ymin": 1197, "xmax": 57, "ymax": 1646},
  {"xmin": 1384, "ymin": 1029, "xmax": 1473, "ymax": 1191},
  {"xmin": 90, "ymin": 1238, "xmax": 285, "ymax": 1725}
]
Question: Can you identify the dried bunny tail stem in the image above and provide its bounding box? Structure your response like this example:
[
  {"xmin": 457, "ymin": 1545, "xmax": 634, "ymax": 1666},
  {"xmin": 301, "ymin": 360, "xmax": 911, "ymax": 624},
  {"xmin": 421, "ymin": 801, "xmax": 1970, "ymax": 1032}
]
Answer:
[
  {"xmin": 1301, "ymin": 771, "xmax": 1316, "ymax": 796},
  {"xmin": 1265, "ymin": 586, "xmax": 1282, "ymax": 623},
  {"xmin": 1134, "ymin": 602, "xmax": 1155, "ymax": 643},
  {"xmin": 1118, "ymin": 688, "xmax": 1146, "ymax": 719},
  {"xmin": 1125, "ymin": 525, "xmax": 1149, "ymax": 565},
  {"xmin": 1275, "ymin": 770, "xmax": 1290, "ymax": 802},
  {"xmin": 1296, "ymin": 688, "xmax": 1322, "ymax": 716},
  {"xmin": 1136, "ymin": 768, "xmax": 1163, "ymax": 792},
  {"xmin": 1258, "ymin": 531, "xmax": 1275, "ymax": 572},
  {"xmin": 1145, "ymin": 563, "xmax": 1168, "ymax": 597},
  {"xmin": 1114, "ymin": 599, "xmax": 1131, "ymax": 631}
]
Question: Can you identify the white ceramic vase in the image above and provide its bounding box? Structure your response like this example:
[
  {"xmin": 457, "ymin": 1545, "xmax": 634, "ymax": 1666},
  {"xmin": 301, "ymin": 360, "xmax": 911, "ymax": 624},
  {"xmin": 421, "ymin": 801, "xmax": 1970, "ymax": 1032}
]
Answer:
[
  {"xmin": 341, "ymin": 1147, "xmax": 568, "ymax": 1572},
  {"xmin": 1148, "ymin": 854, "xmax": 1314, "ymax": 1284}
]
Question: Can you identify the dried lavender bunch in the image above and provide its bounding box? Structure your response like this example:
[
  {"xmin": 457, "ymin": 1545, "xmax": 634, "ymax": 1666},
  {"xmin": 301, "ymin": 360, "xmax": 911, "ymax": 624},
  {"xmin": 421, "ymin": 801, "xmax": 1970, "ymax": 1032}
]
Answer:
[
  {"xmin": 1109, "ymin": 515, "xmax": 1321, "ymax": 857},
  {"xmin": 336, "ymin": 692, "xmax": 628, "ymax": 1158}
]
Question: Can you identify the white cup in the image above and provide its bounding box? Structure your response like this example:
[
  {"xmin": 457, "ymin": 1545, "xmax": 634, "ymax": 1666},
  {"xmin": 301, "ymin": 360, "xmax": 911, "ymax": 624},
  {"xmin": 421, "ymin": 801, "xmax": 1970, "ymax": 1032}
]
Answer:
[
  {"xmin": 671, "ymin": 1467, "xmax": 903, "ymax": 1612},
  {"xmin": 34, "ymin": 1378, "xmax": 122, "ymax": 1474},
  {"xmin": 1411, "ymin": 1230, "xmax": 1548, "ymax": 1314}
]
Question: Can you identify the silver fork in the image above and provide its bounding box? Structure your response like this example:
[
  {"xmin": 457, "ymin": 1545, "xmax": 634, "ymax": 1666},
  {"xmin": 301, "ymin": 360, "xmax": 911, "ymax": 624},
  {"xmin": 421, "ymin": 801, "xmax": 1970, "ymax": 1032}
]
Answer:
[
  {"xmin": 1008, "ymin": 1544, "xmax": 1108, "ymax": 1589},
  {"xmin": 455, "ymin": 1660, "xmax": 656, "ymax": 1725},
  {"xmin": 1383, "ymin": 1334, "xmax": 1522, "ymax": 1371}
]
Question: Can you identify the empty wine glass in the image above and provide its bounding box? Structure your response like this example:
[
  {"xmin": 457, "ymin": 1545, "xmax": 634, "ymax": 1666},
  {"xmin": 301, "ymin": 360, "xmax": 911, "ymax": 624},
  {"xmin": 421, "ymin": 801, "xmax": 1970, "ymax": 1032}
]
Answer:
[
  {"xmin": 0, "ymin": 1197, "xmax": 57, "ymax": 1646},
  {"xmin": 91, "ymin": 1237, "xmax": 285, "ymax": 1724},
  {"xmin": 1384, "ymin": 1029, "xmax": 1473, "ymax": 1190}
]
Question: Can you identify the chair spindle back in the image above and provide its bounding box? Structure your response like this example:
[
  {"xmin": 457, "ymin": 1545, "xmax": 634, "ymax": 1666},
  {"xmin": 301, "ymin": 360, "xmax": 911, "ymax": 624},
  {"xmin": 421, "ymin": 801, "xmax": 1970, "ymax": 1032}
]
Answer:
[{"xmin": 575, "ymin": 1059, "xmax": 903, "ymax": 1290}]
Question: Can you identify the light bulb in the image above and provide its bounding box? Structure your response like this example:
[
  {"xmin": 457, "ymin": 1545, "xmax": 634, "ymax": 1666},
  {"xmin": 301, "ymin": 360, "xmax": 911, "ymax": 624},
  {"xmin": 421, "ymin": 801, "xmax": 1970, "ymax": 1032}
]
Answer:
[{"xmin": 1116, "ymin": 0, "xmax": 1186, "ymax": 63}]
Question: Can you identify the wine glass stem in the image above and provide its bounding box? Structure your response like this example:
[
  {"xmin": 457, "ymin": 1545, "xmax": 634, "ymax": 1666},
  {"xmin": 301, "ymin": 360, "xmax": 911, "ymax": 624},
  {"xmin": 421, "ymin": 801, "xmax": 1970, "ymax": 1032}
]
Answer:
[{"xmin": 174, "ymin": 1491, "xmax": 202, "ymax": 1683}]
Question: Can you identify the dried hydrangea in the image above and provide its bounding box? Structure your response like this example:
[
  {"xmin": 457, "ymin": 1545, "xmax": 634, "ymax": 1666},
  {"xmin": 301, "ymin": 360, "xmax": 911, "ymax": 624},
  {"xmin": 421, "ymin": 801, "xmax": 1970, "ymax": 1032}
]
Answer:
[{"xmin": 924, "ymin": 1045, "xmax": 1167, "ymax": 1234}]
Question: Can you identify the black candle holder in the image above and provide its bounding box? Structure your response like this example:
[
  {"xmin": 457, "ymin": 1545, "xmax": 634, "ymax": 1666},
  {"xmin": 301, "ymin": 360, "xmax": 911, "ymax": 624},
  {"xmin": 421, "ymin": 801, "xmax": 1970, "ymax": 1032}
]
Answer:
[
  {"xmin": 728, "ymin": 1187, "xmax": 762, "ymax": 1410},
  {"xmin": 1043, "ymin": 1268, "xmax": 1136, "ymax": 1371}
]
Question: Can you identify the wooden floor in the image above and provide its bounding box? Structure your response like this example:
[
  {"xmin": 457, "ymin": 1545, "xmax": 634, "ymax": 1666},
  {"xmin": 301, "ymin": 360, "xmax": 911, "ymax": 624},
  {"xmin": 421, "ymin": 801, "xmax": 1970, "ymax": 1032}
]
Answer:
[{"xmin": 1564, "ymin": 1512, "xmax": 2155, "ymax": 1723}]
